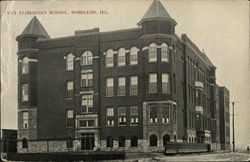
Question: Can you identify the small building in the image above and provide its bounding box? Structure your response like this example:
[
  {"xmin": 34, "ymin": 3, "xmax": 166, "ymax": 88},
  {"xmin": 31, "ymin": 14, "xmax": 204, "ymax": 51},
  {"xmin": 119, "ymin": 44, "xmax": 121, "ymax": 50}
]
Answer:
[
  {"xmin": 1, "ymin": 129, "xmax": 17, "ymax": 153},
  {"xmin": 219, "ymin": 87, "xmax": 230, "ymax": 150}
]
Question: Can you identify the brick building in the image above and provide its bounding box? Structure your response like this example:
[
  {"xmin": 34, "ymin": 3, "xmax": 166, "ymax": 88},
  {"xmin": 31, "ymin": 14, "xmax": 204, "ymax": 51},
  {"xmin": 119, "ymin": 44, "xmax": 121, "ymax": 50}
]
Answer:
[{"xmin": 16, "ymin": 0, "xmax": 230, "ymax": 152}]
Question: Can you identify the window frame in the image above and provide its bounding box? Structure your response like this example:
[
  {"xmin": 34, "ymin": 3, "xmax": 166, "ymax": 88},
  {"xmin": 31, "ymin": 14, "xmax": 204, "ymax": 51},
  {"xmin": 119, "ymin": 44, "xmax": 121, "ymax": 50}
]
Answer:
[
  {"xmin": 148, "ymin": 43, "xmax": 157, "ymax": 62},
  {"xmin": 130, "ymin": 46, "xmax": 138, "ymax": 65},
  {"xmin": 81, "ymin": 51, "xmax": 93, "ymax": 66},
  {"xmin": 66, "ymin": 109, "xmax": 74, "ymax": 128},
  {"xmin": 118, "ymin": 106, "xmax": 126, "ymax": 126},
  {"xmin": 66, "ymin": 81, "xmax": 74, "ymax": 100},
  {"xmin": 117, "ymin": 48, "xmax": 126, "ymax": 66},
  {"xmin": 21, "ymin": 83, "xmax": 29, "ymax": 102},
  {"xmin": 22, "ymin": 57, "xmax": 29, "ymax": 74},
  {"xmin": 118, "ymin": 77, "xmax": 126, "ymax": 96},
  {"xmin": 161, "ymin": 43, "xmax": 169, "ymax": 62},
  {"xmin": 130, "ymin": 76, "xmax": 138, "ymax": 95},
  {"xmin": 149, "ymin": 73, "xmax": 157, "ymax": 93},
  {"xmin": 66, "ymin": 53, "xmax": 74, "ymax": 71},
  {"xmin": 81, "ymin": 94, "xmax": 93, "ymax": 113},
  {"xmin": 162, "ymin": 73, "xmax": 170, "ymax": 94},
  {"xmin": 105, "ymin": 49, "xmax": 114, "ymax": 67},
  {"xmin": 81, "ymin": 73, "xmax": 93, "ymax": 87},
  {"xmin": 106, "ymin": 78, "xmax": 114, "ymax": 97}
]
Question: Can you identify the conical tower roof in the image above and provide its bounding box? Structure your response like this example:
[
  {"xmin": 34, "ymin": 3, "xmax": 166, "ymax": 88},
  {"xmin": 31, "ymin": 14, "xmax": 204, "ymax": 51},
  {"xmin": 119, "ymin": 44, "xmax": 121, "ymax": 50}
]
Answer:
[
  {"xmin": 20, "ymin": 16, "xmax": 50, "ymax": 38},
  {"xmin": 138, "ymin": 0, "xmax": 176, "ymax": 26}
]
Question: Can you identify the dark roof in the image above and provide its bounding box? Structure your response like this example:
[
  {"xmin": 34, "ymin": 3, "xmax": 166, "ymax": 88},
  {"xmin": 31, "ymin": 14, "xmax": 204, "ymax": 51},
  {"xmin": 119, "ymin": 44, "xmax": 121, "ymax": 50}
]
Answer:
[
  {"xmin": 20, "ymin": 16, "xmax": 50, "ymax": 38},
  {"xmin": 138, "ymin": 0, "xmax": 176, "ymax": 25}
]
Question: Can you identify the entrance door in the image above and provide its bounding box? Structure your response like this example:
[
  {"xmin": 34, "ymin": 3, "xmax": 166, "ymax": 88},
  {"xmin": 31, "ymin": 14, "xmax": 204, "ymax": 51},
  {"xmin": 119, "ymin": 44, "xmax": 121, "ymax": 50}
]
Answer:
[{"xmin": 81, "ymin": 133, "xmax": 95, "ymax": 150}]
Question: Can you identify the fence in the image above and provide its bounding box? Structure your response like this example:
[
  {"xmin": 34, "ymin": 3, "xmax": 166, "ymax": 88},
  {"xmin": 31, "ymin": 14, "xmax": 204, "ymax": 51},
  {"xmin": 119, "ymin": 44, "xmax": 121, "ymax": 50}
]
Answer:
[{"xmin": 165, "ymin": 142, "xmax": 210, "ymax": 154}]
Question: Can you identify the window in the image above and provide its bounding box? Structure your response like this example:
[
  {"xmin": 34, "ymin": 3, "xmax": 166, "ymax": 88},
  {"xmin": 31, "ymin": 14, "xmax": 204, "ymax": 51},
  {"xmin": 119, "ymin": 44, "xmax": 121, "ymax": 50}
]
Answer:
[
  {"xmin": 66, "ymin": 53, "xmax": 74, "ymax": 71},
  {"xmin": 131, "ymin": 136, "xmax": 138, "ymax": 147},
  {"xmin": 130, "ymin": 76, "xmax": 138, "ymax": 95},
  {"xmin": 118, "ymin": 107, "xmax": 126, "ymax": 126},
  {"xmin": 118, "ymin": 77, "xmax": 126, "ymax": 96},
  {"xmin": 106, "ymin": 136, "xmax": 113, "ymax": 147},
  {"xmin": 150, "ymin": 135, "xmax": 157, "ymax": 146},
  {"xmin": 118, "ymin": 48, "xmax": 126, "ymax": 66},
  {"xmin": 149, "ymin": 73, "xmax": 157, "ymax": 93},
  {"xmin": 162, "ymin": 73, "xmax": 170, "ymax": 93},
  {"xmin": 118, "ymin": 136, "xmax": 125, "ymax": 147},
  {"xmin": 162, "ymin": 104, "xmax": 170, "ymax": 123},
  {"xmin": 21, "ymin": 84, "xmax": 29, "ymax": 102},
  {"xmin": 81, "ymin": 73, "xmax": 93, "ymax": 87},
  {"xmin": 130, "ymin": 106, "xmax": 138, "ymax": 125},
  {"xmin": 22, "ymin": 57, "xmax": 29, "ymax": 74},
  {"xmin": 106, "ymin": 108, "xmax": 114, "ymax": 126},
  {"xmin": 66, "ymin": 110, "xmax": 74, "ymax": 128},
  {"xmin": 79, "ymin": 120, "xmax": 95, "ymax": 127},
  {"xmin": 161, "ymin": 43, "xmax": 169, "ymax": 62},
  {"xmin": 148, "ymin": 43, "xmax": 157, "ymax": 62},
  {"xmin": 66, "ymin": 81, "xmax": 73, "ymax": 99},
  {"xmin": 149, "ymin": 104, "xmax": 158, "ymax": 123},
  {"xmin": 106, "ymin": 78, "xmax": 114, "ymax": 97},
  {"xmin": 22, "ymin": 111, "xmax": 28, "ymax": 128},
  {"xmin": 81, "ymin": 94, "xmax": 93, "ymax": 113},
  {"xmin": 130, "ymin": 47, "xmax": 138, "ymax": 65},
  {"xmin": 22, "ymin": 138, "xmax": 28, "ymax": 148},
  {"xmin": 106, "ymin": 49, "xmax": 113, "ymax": 67},
  {"xmin": 81, "ymin": 51, "xmax": 93, "ymax": 65},
  {"xmin": 66, "ymin": 137, "xmax": 73, "ymax": 148}
]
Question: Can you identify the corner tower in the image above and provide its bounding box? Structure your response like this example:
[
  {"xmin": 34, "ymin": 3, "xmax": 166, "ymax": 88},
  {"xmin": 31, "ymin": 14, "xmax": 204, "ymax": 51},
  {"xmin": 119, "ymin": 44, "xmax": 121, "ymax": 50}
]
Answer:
[
  {"xmin": 138, "ymin": 0, "xmax": 177, "ymax": 35},
  {"xmin": 16, "ymin": 16, "xmax": 49, "ymax": 152}
]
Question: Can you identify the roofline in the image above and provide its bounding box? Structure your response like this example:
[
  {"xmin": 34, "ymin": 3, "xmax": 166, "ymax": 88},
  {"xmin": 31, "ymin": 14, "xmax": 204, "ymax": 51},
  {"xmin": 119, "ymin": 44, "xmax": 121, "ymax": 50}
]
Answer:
[{"xmin": 137, "ymin": 17, "xmax": 177, "ymax": 26}]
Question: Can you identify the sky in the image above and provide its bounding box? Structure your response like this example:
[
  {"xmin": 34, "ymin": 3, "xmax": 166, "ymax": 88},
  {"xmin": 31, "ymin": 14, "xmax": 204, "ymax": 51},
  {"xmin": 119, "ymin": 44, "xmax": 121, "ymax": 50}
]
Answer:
[{"xmin": 1, "ymin": 0, "xmax": 249, "ymax": 149}]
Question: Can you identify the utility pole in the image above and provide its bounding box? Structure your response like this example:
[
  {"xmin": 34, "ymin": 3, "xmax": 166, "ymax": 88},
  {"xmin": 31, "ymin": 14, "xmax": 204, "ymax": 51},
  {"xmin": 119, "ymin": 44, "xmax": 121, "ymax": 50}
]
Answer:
[
  {"xmin": 232, "ymin": 102, "xmax": 235, "ymax": 152},
  {"xmin": 231, "ymin": 101, "xmax": 238, "ymax": 152}
]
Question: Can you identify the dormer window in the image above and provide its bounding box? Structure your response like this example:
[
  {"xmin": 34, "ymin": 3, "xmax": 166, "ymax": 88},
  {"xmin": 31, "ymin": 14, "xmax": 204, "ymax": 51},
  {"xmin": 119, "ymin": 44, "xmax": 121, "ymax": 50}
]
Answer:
[
  {"xmin": 22, "ymin": 57, "xmax": 29, "ymax": 74},
  {"xmin": 148, "ymin": 43, "xmax": 157, "ymax": 62},
  {"xmin": 81, "ymin": 51, "xmax": 93, "ymax": 65},
  {"xmin": 106, "ymin": 49, "xmax": 114, "ymax": 67},
  {"xmin": 66, "ymin": 53, "xmax": 74, "ymax": 71}
]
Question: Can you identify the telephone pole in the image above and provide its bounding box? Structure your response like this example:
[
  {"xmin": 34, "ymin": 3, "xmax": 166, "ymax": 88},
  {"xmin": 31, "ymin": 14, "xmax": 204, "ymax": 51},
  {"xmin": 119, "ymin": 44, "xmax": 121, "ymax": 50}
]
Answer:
[
  {"xmin": 231, "ymin": 101, "xmax": 238, "ymax": 152},
  {"xmin": 232, "ymin": 102, "xmax": 235, "ymax": 152}
]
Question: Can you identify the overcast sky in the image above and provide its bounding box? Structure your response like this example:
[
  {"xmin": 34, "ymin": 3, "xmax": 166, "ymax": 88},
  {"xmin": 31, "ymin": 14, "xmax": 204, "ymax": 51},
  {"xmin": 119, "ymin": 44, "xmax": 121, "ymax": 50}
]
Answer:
[{"xmin": 1, "ymin": 0, "xmax": 249, "ymax": 149}]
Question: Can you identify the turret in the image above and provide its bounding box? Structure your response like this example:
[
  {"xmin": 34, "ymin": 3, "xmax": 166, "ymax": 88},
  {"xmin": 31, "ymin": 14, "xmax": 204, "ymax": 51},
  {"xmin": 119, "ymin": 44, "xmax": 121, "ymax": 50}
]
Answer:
[
  {"xmin": 137, "ymin": 0, "xmax": 177, "ymax": 35},
  {"xmin": 16, "ymin": 16, "xmax": 49, "ymax": 141}
]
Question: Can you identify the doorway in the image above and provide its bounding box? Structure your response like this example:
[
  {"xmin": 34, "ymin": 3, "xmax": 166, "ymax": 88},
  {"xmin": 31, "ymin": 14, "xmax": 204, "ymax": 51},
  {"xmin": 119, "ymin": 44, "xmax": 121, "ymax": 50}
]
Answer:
[{"xmin": 81, "ymin": 133, "xmax": 95, "ymax": 150}]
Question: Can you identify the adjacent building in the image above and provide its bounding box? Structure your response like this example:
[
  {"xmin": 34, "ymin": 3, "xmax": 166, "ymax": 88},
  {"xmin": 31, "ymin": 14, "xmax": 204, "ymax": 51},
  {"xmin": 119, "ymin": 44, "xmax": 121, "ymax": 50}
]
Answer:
[{"xmin": 16, "ymin": 0, "xmax": 230, "ymax": 153}]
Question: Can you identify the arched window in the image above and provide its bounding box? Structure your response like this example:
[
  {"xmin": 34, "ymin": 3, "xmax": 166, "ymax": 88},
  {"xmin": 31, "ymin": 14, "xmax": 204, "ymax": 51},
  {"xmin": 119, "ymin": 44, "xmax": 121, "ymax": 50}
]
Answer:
[
  {"xmin": 106, "ymin": 49, "xmax": 113, "ymax": 67},
  {"xmin": 117, "ymin": 48, "xmax": 126, "ymax": 66},
  {"xmin": 148, "ymin": 43, "xmax": 157, "ymax": 62},
  {"xmin": 106, "ymin": 136, "xmax": 113, "ymax": 147},
  {"xmin": 149, "ymin": 134, "xmax": 157, "ymax": 146},
  {"xmin": 161, "ymin": 43, "xmax": 169, "ymax": 62},
  {"xmin": 66, "ymin": 53, "xmax": 74, "ymax": 71},
  {"xmin": 22, "ymin": 138, "xmax": 28, "ymax": 148},
  {"xmin": 163, "ymin": 134, "xmax": 170, "ymax": 146},
  {"xmin": 131, "ymin": 136, "xmax": 138, "ymax": 147},
  {"xmin": 118, "ymin": 136, "xmax": 125, "ymax": 147},
  {"xmin": 22, "ymin": 57, "xmax": 29, "ymax": 74},
  {"xmin": 81, "ymin": 51, "xmax": 93, "ymax": 65},
  {"xmin": 130, "ymin": 47, "xmax": 138, "ymax": 65},
  {"xmin": 66, "ymin": 137, "xmax": 73, "ymax": 148}
]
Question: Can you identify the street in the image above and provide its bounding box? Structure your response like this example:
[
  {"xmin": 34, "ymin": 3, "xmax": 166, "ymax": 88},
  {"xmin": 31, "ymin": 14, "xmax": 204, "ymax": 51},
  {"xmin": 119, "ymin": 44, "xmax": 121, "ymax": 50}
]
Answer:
[{"xmin": 119, "ymin": 151, "xmax": 250, "ymax": 161}]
